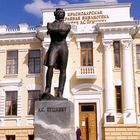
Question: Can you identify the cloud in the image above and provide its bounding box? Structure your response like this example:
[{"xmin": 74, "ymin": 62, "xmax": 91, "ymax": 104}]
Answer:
[
  {"xmin": 24, "ymin": 0, "xmax": 69, "ymax": 17},
  {"xmin": 24, "ymin": 0, "xmax": 117, "ymax": 17},
  {"xmin": 24, "ymin": 0, "xmax": 55, "ymax": 17},
  {"xmin": 58, "ymin": 0, "xmax": 69, "ymax": 5}
]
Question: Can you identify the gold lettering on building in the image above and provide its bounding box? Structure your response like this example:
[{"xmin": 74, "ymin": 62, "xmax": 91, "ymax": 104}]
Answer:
[{"xmin": 64, "ymin": 10, "xmax": 109, "ymax": 25}]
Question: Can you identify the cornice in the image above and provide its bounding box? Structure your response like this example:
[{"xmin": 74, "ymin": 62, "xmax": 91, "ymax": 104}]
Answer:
[
  {"xmin": 74, "ymin": 31, "xmax": 97, "ymax": 36},
  {"xmin": 0, "ymin": 25, "xmax": 41, "ymax": 44},
  {"xmin": 97, "ymin": 21, "xmax": 136, "ymax": 32},
  {"xmin": 0, "ymin": 79, "xmax": 22, "ymax": 87},
  {"xmin": 0, "ymin": 32, "xmax": 40, "ymax": 44},
  {"xmin": 74, "ymin": 32, "xmax": 97, "ymax": 43},
  {"xmin": 97, "ymin": 21, "xmax": 135, "ymax": 27}
]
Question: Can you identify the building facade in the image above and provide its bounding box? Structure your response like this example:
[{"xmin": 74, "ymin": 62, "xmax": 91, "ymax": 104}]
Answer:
[{"xmin": 0, "ymin": 2, "xmax": 140, "ymax": 140}]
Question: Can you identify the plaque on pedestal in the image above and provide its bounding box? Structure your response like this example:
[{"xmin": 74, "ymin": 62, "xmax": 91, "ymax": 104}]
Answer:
[{"xmin": 34, "ymin": 100, "xmax": 76, "ymax": 140}]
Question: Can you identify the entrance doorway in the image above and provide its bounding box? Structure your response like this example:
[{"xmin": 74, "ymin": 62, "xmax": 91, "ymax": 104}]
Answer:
[{"xmin": 79, "ymin": 103, "xmax": 97, "ymax": 140}]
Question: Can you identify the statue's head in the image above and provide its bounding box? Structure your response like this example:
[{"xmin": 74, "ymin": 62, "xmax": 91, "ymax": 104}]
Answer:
[{"xmin": 54, "ymin": 8, "xmax": 65, "ymax": 20}]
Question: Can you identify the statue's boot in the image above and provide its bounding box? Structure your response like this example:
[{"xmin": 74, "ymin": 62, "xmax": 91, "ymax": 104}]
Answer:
[
  {"xmin": 57, "ymin": 90, "xmax": 63, "ymax": 98},
  {"xmin": 40, "ymin": 88, "xmax": 51, "ymax": 100}
]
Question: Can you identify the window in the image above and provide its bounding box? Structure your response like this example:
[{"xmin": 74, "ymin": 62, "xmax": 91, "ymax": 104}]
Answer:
[
  {"xmin": 28, "ymin": 50, "xmax": 41, "ymax": 74},
  {"xmin": 80, "ymin": 42, "xmax": 93, "ymax": 66},
  {"xmin": 28, "ymin": 135, "xmax": 34, "ymax": 140},
  {"xmin": 6, "ymin": 135, "xmax": 15, "ymax": 140},
  {"xmin": 136, "ymin": 45, "xmax": 140, "ymax": 69},
  {"xmin": 6, "ymin": 50, "xmax": 18, "ymax": 74},
  {"xmin": 28, "ymin": 90, "xmax": 40, "ymax": 115},
  {"xmin": 115, "ymin": 86, "xmax": 122, "ymax": 113},
  {"xmin": 113, "ymin": 41, "xmax": 120, "ymax": 68},
  {"xmin": 138, "ymin": 88, "xmax": 140, "ymax": 113},
  {"xmin": 6, "ymin": 91, "xmax": 17, "ymax": 116},
  {"xmin": 81, "ymin": 105, "xmax": 94, "ymax": 112}
]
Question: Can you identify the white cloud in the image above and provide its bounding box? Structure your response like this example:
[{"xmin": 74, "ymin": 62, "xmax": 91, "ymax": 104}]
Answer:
[
  {"xmin": 24, "ymin": 0, "xmax": 117, "ymax": 18},
  {"xmin": 24, "ymin": 0, "xmax": 55, "ymax": 17},
  {"xmin": 58, "ymin": 0, "xmax": 69, "ymax": 5},
  {"xmin": 24, "ymin": 0, "xmax": 69, "ymax": 17}
]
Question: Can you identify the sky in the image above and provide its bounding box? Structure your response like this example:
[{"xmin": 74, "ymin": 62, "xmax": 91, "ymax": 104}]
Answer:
[{"xmin": 0, "ymin": 0, "xmax": 139, "ymax": 28}]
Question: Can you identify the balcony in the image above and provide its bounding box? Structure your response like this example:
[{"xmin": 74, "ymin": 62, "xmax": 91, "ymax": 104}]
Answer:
[{"xmin": 76, "ymin": 66, "xmax": 97, "ymax": 79}]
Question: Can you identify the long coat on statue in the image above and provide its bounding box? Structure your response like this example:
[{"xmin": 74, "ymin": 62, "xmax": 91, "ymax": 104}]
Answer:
[{"xmin": 44, "ymin": 20, "xmax": 71, "ymax": 70}]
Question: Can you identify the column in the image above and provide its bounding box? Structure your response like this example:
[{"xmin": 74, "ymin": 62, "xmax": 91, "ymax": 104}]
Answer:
[
  {"xmin": 42, "ymin": 41, "xmax": 49, "ymax": 92},
  {"xmin": 121, "ymin": 39, "xmax": 136, "ymax": 124},
  {"xmin": 103, "ymin": 40, "xmax": 116, "ymax": 124}
]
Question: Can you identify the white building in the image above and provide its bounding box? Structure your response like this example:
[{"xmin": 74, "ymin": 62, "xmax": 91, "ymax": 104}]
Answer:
[{"xmin": 0, "ymin": 2, "xmax": 140, "ymax": 140}]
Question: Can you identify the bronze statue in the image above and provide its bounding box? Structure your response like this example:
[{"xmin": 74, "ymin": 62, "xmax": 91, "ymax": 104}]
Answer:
[{"xmin": 42, "ymin": 8, "xmax": 71, "ymax": 99}]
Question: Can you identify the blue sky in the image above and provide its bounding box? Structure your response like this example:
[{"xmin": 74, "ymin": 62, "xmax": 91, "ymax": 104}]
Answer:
[{"xmin": 0, "ymin": 0, "xmax": 139, "ymax": 27}]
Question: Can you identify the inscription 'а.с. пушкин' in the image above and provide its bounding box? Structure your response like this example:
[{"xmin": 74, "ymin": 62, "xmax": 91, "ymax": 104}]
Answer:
[{"xmin": 38, "ymin": 107, "xmax": 66, "ymax": 113}]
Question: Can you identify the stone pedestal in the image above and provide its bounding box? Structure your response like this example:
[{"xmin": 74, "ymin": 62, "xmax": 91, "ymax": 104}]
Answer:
[{"xmin": 34, "ymin": 100, "xmax": 76, "ymax": 140}]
